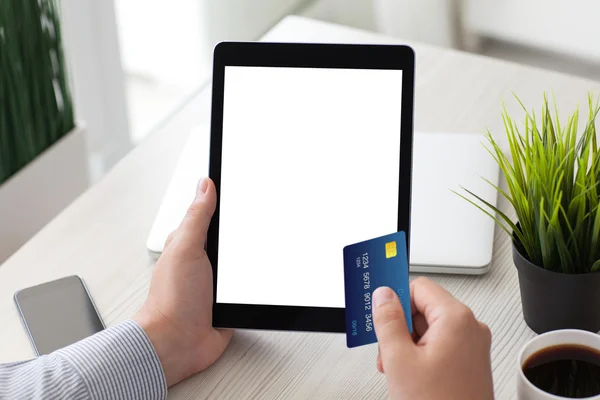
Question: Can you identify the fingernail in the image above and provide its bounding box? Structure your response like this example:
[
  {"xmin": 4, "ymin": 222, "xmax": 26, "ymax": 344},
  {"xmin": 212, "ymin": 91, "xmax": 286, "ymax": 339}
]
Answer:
[
  {"xmin": 373, "ymin": 287, "xmax": 394, "ymax": 308},
  {"xmin": 197, "ymin": 178, "xmax": 209, "ymax": 196}
]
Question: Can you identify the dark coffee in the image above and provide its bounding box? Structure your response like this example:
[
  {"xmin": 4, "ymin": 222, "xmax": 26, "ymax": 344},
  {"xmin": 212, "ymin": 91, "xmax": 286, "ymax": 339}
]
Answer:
[{"xmin": 523, "ymin": 344, "xmax": 600, "ymax": 398}]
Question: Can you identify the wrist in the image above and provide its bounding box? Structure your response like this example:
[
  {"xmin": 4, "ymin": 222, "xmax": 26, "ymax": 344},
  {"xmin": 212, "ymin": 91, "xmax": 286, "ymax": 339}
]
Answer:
[{"xmin": 133, "ymin": 306, "xmax": 199, "ymax": 387}]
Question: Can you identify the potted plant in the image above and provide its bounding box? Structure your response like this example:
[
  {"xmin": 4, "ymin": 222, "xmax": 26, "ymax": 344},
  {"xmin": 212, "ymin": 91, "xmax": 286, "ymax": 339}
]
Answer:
[
  {"xmin": 0, "ymin": 0, "xmax": 88, "ymax": 263},
  {"xmin": 459, "ymin": 94, "xmax": 600, "ymax": 334}
]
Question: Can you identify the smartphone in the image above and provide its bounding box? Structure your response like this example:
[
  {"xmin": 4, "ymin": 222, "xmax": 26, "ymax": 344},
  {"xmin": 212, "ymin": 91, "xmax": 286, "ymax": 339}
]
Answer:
[{"xmin": 14, "ymin": 275, "xmax": 105, "ymax": 355}]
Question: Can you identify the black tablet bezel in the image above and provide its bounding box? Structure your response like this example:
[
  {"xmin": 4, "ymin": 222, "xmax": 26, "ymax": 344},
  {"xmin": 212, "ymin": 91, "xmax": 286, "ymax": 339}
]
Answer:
[{"xmin": 208, "ymin": 42, "xmax": 415, "ymax": 333}]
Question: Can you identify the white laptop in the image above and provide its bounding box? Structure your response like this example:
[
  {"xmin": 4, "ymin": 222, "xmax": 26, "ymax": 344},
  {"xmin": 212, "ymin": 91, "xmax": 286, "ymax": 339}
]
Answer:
[{"xmin": 146, "ymin": 125, "xmax": 500, "ymax": 275}]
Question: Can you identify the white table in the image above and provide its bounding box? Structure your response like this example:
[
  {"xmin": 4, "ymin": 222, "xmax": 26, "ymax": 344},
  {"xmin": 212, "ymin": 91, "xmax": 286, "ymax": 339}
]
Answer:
[{"xmin": 2, "ymin": 16, "xmax": 599, "ymax": 399}]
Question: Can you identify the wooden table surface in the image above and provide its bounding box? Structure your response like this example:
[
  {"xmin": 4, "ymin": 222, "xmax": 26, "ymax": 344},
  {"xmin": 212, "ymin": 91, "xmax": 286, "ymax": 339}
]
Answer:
[{"xmin": 2, "ymin": 16, "xmax": 600, "ymax": 399}]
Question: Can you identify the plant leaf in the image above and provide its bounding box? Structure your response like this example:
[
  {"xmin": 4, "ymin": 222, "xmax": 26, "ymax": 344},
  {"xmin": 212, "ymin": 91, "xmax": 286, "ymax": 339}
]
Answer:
[
  {"xmin": 460, "ymin": 93, "xmax": 600, "ymax": 272},
  {"xmin": 0, "ymin": 0, "xmax": 75, "ymax": 185}
]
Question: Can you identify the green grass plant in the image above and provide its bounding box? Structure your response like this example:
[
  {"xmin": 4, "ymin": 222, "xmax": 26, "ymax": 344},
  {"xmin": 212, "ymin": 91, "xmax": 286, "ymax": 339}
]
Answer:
[
  {"xmin": 0, "ymin": 0, "xmax": 74, "ymax": 185},
  {"xmin": 458, "ymin": 94, "xmax": 600, "ymax": 274}
]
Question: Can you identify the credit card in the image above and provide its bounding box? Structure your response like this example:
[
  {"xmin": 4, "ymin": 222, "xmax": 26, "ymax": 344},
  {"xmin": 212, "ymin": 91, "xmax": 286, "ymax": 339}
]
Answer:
[{"xmin": 343, "ymin": 231, "xmax": 412, "ymax": 348}]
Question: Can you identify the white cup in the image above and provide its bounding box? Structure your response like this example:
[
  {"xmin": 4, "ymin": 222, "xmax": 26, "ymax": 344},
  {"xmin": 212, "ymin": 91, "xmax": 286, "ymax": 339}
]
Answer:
[{"xmin": 517, "ymin": 329, "xmax": 600, "ymax": 400}]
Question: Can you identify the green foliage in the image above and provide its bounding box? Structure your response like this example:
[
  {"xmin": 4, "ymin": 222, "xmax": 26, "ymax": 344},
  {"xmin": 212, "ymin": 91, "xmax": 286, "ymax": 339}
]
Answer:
[
  {"xmin": 458, "ymin": 94, "xmax": 600, "ymax": 274},
  {"xmin": 0, "ymin": 0, "xmax": 74, "ymax": 185}
]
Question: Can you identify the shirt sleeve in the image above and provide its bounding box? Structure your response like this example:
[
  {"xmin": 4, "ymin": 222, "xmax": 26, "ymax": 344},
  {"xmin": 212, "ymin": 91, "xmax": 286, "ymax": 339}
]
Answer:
[{"xmin": 0, "ymin": 320, "xmax": 167, "ymax": 400}]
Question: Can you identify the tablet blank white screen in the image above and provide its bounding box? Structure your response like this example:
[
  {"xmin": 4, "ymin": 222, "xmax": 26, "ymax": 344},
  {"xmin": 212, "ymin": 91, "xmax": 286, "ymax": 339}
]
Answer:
[{"xmin": 217, "ymin": 66, "xmax": 403, "ymax": 308}]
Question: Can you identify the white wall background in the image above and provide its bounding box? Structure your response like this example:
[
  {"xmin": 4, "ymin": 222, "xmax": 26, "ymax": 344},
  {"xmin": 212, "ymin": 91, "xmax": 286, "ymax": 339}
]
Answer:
[
  {"xmin": 116, "ymin": 0, "xmax": 308, "ymax": 90},
  {"xmin": 302, "ymin": 0, "xmax": 377, "ymax": 31},
  {"xmin": 114, "ymin": 0, "xmax": 600, "ymax": 149},
  {"xmin": 464, "ymin": 0, "xmax": 600, "ymax": 62},
  {"xmin": 60, "ymin": 0, "xmax": 132, "ymax": 179}
]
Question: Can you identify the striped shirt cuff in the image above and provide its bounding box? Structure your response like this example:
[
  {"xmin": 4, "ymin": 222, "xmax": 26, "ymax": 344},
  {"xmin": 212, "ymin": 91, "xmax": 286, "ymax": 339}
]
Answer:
[{"xmin": 56, "ymin": 320, "xmax": 167, "ymax": 400}]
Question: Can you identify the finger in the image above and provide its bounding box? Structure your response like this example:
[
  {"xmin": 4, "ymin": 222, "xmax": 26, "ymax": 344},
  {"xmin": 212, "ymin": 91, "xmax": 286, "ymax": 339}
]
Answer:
[
  {"xmin": 218, "ymin": 328, "xmax": 234, "ymax": 343},
  {"xmin": 410, "ymin": 277, "xmax": 457, "ymax": 325},
  {"xmin": 478, "ymin": 322, "xmax": 492, "ymax": 347},
  {"xmin": 164, "ymin": 232, "xmax": 176, "ymax": 248},
  {"xmin": 177, "ymin": 178, "xmax": 216, "ymax": 247},
  {"xmin": 377, "ymin": 349, "xmax": 384, "ymax": 373},
  {"xmin": 373, "ymin": 287, "xmax": 414, "ymax": 374},
  {"xmin": 413, "ymin": 313, "xmax": 428, "ymax": 338}
]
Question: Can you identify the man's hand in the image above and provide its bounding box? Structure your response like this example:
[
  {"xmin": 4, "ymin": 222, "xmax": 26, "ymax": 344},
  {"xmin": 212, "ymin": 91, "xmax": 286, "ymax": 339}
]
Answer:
[
  {"xmin": 373, "ymin": 277, "xmax": 494, "ymax": 400},
  {"xmin": 134, "ymin": 178, "xmax": 233, "ymax": 387}
]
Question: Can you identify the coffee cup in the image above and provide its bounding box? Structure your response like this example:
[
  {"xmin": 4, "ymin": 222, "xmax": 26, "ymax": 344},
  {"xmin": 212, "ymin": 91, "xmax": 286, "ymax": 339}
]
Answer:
[{"xmin": 517, "ymin": 329, "xmax": 600, "ymax": 399}]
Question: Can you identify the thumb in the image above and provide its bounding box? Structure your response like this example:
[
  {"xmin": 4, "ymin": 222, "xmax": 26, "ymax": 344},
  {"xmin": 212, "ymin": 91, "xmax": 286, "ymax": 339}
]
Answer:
[
  {"xmin": 177, "ymin": 178, "xmax": 216, "ymax": 247},
  {"xmin": 373, "ymin": 287, "xmax": 414, "ymax": 373}
]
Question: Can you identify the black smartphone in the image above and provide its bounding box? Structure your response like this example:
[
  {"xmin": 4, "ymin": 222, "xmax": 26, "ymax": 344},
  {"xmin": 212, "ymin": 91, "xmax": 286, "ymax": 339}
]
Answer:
[{"xmin": 14, "ymin": 275, "xmax": 105, "ymax": 355}]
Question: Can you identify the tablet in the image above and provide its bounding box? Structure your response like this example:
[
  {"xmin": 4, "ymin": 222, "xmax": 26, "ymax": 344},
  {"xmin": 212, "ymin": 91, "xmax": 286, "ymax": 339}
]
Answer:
[{"xmin": 209, "ymin": 42, "xmax": 415, "ymax": 332}]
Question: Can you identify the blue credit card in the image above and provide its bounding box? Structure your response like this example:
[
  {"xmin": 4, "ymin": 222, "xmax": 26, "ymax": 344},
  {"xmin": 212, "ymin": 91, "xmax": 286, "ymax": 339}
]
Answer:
[{"xmin": 343, "ymin": 231, "xmax": 412, "ymax": 348}]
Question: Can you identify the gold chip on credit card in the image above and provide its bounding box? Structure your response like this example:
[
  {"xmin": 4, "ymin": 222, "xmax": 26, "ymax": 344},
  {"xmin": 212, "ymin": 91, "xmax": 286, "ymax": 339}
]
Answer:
[{"xmin": 385, "ymin": 241, "xmax": 397, "ymax": 258}]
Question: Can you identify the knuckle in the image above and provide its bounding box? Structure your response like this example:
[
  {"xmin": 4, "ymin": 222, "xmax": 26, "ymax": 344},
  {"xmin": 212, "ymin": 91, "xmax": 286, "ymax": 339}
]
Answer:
[
  {"xmin": 411, "ymin": 276, "xmax": 428, "ymax": 287},
  {"xmin": 374, "ymin": 303, "xmax": 404, "ymax": 327},
  {"xmin": 187, "ymin": 199, "xmax": 204, "ymax": 214},
  {"xmin": 479, "ymin": 322, "xmax": 492, "ymax": 344},
  {"xmin": 453, "ymin": 304, "xmax": 477, "ymax": 326},
  {"xmin": 165, "ymin": 232, "xmax": 177, "ymax": 247},
  {"xmin": 187, "ymin": 199, "xmax": 211, "ymax": 220}
]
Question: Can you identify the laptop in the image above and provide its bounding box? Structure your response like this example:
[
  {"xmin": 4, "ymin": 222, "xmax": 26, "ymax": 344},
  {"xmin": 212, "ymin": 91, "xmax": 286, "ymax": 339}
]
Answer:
[{"xmin": 146, "ymin": 125, "xmax": 500, "ymax": 275}]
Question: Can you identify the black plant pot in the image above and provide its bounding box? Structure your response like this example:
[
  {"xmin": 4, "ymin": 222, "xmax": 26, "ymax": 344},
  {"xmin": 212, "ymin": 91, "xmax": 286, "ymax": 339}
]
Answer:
[{"xmin": 513, "ymin": 243, "xmax": 600, "ymax": 334}]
